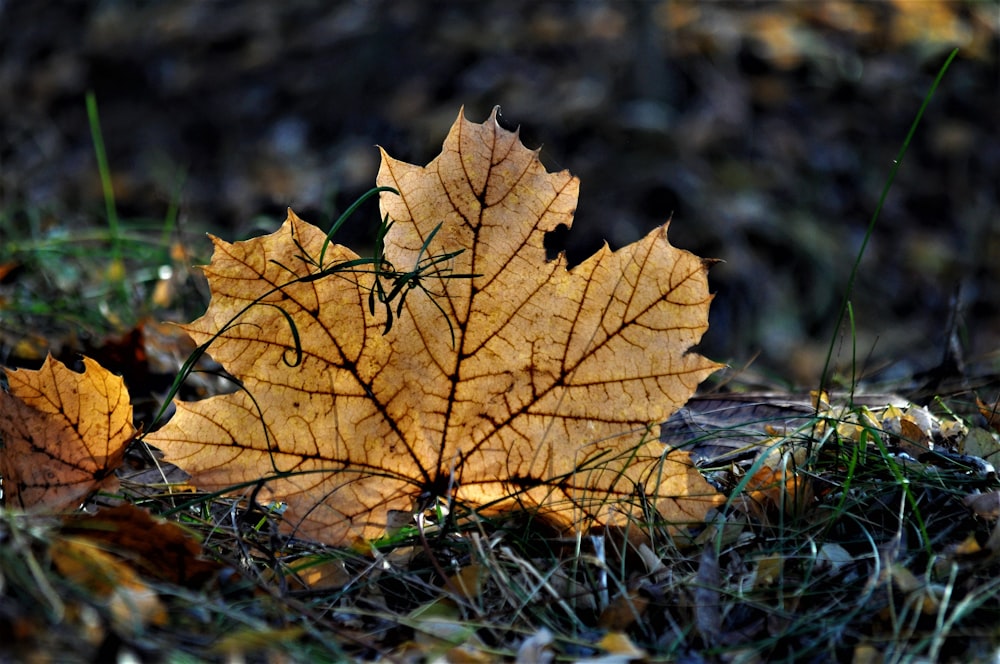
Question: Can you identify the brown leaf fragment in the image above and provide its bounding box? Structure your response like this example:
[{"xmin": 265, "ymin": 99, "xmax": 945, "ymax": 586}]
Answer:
[
  {"xmin": 595, "ymin": 631, "xmax": 647, "ymax": 660},
  {"xmin": 0, "ymin": 354, "xmax": 134, "ymax": 510},
  {"xmin": 977, "ymin": 395, "xmax": 1000, "ymax": 434},
  {"xmin": 49, "ymin": 536, "xmax": 167, "ymax": 635},
  {"xmin": 896, "ymin": 417, "xmax": 928, "ymax": 455},
  {"xmin": 146, "ymin": 107, "xmax": 722, "ymax": 546},
  {"xmin": 961, "ymin": 427, "xmax": 1000, "ymax": 461},
  {"xmin": 444, "ymin": 563, "xmax": 487, "ymax": 601},
  {"xmin": 964, "ymin": 490, "xmax": 1000, "ymax": 520},
  {"xmin": 742, "ymin": 465, "xmax": 813, "ymax": 522},
  {"xmin": 598, "ymin": 591, "xmax": 648, "ymax": 631},
  {"xmin": 0, "ymin": 259, "xmax": 20, "ymax": 282},
  {"xmin": 60, "ymin": 503, "xmax": 222, "ymax": 588}
]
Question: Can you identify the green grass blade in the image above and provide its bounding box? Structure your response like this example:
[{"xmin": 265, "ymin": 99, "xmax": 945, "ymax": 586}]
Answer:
[
  {"xmin": 85, "ymin": 92, "xmax": 122, "ymax": 270},
  {"xmin": 819, "ymin": 48, "xmax": 959, "ymax": 397}
]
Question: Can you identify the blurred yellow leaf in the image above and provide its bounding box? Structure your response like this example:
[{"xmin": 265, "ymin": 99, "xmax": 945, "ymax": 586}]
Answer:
[
  {"xmin": 50, "ymin": 536, "xmax": 167, "ymax": 634},
  {"xmin": 596, "ymin": 631, "xmax": 646, "ymax": 659}
]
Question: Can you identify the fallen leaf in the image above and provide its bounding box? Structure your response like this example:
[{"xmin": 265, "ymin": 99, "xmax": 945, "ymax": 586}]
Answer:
[
  {"xmin": 977, "ymin": 395, "xmax": 1000, "ymax": 435},
  {"xmin": 598, "ymin": 591, "xmax": 648, "ymax": 631},
  {"xmin": 884, "ymin": 563, "xmax": 941, "ymax": 615},
  {"xmin": 60, "ymin": 503, "xmax": 222, "ymax": 588},
  {"xmin": 0, "ymin": 260, "xmax": 19, "ymax": 282},
  {"xmin": 963, "ymin": 490, "xmax": 1000, "ymax": 520},
  {"xmin": 444, "ymin": 563, "xmax": 486, "ymax": 601},
  {"xmin": 595, "ymin": 631, "xmax": 647, "ymax": 661},
  {"xmin": 852, "ymin": 645, "xmax": 882, "ymax": 664},
  {"xmin": 212, "ymin": 627, "xmax": 307, "ymax": 659},
  {"xmin": 0, "ymin": 354, "xmax": 134, "ymax": 510},
  {"xmin": 8, "ymin": 334, "xmax": 50, "ymax": 361},
  {"xmin": 752, "ymin": 554, "xmax": 783, "ymax": 588},
  {"xmin": 145, "ymin": 108, "xmax": 723, "ymax": 546},
  {"xmin": 962, "ymin": 427, "xmax": 1000, "ymax": 462},
  {"xmin": 50, "ymin": 535, "xmax": 167, "ymax": 635},
  {"xmin": 816, "ymin": 543, "xmax": 852, "ymax": 571},
  {"xmin": 283, "ymin": 554, "xmax": 354, "ymax": 590},
  {"xmin": 408, "ymin": 598, "xmax": 479, "ymax": 652},
  {"xmin": 742, "ymin": 464, "xmax": 813, "ymax": 522}
]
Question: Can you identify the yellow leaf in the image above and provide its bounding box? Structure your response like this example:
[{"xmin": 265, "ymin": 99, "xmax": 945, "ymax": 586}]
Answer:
[
  {"xmin": 0, "ymin": 355, "xmax": 134, "ymax": 510},
  {"xmin": 145, "ymin": 108, "xmax": 723, "ymax": 546},
  {"xmin": 596, "ymin": 631, "xmax": 646, "ymax": 658},
  {"xmin": 742, "ymin": 463, "xmax": 813, "ymax": 522},
  {"xmin": 212, "ymin": 627, "xmax": 306, "ymax": 657},
  {"xmin": 752, "ymin": 554, "xmax": 783, "ymax": 588},
  {"xmin": 283, "ymin": 554, "xmax": 354, "ymax": 590},
  {"xmin": 444, "ymin": 563, "xmax": 486, "ymax": 601},
  {"xmin": 50, "ymin": 536, "xmax": 167, "ymax": 634}
]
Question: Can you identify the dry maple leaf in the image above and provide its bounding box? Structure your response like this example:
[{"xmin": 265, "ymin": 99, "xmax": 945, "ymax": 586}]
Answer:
[
  {"xmin": 0, "ymin": 354, "xmax": 134, "ymax": 510},
  {"xmin": 145, "ymin": 108, "xmax": 723, "ymax": 546}
]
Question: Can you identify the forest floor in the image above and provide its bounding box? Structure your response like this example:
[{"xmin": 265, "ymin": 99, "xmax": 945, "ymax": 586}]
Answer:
[{"xmin": 2, "ymin": 2, "xmax": 1000, "ymax": 662}]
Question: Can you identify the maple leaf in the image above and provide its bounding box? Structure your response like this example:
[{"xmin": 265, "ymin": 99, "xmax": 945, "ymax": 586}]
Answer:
[
  {"xmin": 0, "ymin": 355, "xmax": 134, "ymax": 510},
  {"xmin": 145, "ymin": 108, "xmax": 723, "ymax": 546}
]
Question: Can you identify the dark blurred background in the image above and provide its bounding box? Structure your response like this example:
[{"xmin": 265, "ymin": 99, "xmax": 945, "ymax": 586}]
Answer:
[{"xmin": 2, "ymin": 1, "xmax": 998, "ymax": 389}]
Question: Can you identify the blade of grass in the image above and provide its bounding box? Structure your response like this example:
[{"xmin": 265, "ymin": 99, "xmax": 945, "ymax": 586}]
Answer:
[
  {"xmin": 818, "ymin": 48, "xmax": 959, "ymax": 400},
  {"xmin": 160, "ymin": 167, "xmax": 187, "ymax": 246},
  {"xmin": 85, "ymin": 92, "xmax": 124, "ymax": 290}
]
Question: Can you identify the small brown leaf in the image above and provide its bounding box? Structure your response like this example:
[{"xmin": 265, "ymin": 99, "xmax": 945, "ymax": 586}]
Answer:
[
  {"xmin": 444, "ymin": 564, "xmax": 487, "ymax": 601},
  {"xmin": 897, "ymin": 416, "xmax": 931, "ymax": 456},
  {"xmin": 0, "ymin": 354, "xmax": 134, "ymax": 510},
  {"xmin": 977, "ymin": 396, "xmax": 1000, "ymax": 435},
  {"xmin": 598, "ymin": 591, "xmax": 648, "ymax": 631},
  {"xmin": 595, "ymin": 631, "xmax": 646, "ymax": 660},
  {"xmin": 743, "ymin": 465, "xmax": 813, "ymax": 521},
  {"xmin": 60, "ymin": 503, "xmax": 222, "ymax": 588},
  {"xmin": 962, "ymin": 427, "xmax": 1000, "ymax": 462},
  {"xmin": 0, "ymin": 260, "xmax": 18, "ymax": 279},
  {"xmin": 964, "ymin": 490, "xmax": 1000, "ymax": 520}
]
